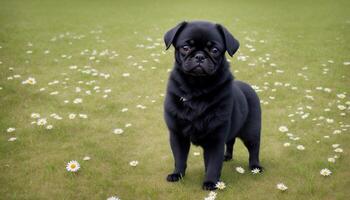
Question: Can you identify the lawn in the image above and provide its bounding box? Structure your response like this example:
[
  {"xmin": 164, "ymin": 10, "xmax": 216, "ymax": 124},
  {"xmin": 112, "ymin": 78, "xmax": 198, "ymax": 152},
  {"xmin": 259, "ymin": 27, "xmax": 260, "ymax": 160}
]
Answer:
[{"xmin": 0, "ymin": 0, "xmax": 349, "ymax": 199}]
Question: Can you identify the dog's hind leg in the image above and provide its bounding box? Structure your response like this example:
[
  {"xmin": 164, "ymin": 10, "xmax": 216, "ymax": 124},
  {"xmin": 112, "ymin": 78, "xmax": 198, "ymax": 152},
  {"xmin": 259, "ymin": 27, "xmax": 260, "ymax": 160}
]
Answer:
[
  {"xmin": 241, "ymin": 136, "xmax": 262, "ymax": 171},
  {"xmin": 224, "ymin": 138, "xmax": 236, "ymax": 161},
  {"xmin": 236, "ymin": 81, "xmax": 263, "ymax": 172}
]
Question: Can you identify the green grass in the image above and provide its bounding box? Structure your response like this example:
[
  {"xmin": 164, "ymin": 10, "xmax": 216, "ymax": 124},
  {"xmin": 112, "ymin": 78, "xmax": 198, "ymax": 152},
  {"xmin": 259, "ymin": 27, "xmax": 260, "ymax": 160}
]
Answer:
[{"xmin": 1, "ymin": 0, "xmax": 350, "ymax": 199}]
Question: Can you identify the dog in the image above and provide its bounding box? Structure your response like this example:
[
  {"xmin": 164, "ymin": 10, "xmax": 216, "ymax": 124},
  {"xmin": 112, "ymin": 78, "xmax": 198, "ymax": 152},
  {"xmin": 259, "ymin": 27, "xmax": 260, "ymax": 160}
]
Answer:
[{"xmin": 163, "ymin": 21, "xmax": 262, "ymax": 190}]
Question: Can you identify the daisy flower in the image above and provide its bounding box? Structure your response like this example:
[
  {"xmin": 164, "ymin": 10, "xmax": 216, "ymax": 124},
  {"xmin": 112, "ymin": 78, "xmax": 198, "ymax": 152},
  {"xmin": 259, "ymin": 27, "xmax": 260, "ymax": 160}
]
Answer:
[
  {"xmin": 37, "ymin": 118, "xmax": 47, "ymax": 126},
  {"xmin": 204, "ymin": 191, "xmax": 217, "ymax": 200},
  {"xmin": 79, "ymin": 114, "xmax": 88, "ymax": 119},
  {"xmin": 31, "ymin": 113, "xmax": 40, "ymax": 118},
  {"xmin": 106, "ymin": 196, "xmax": 121, "ymax": 200},
  {"xmin": 66, "ymin": 160, "xmax": 80, "ymax": 172},
  {"xmin": 122, "ymin": 73, "xmax": 130, "ymax": 77},
  {"xmin": 193, "ymin": 152, "xmax": 200, "ymax": 156},
  {"xmin": 337, "ymin": 105, "xmax": 346, "ymax": 110},
  {"xmin": 136, "ymin": 104, "xmax": 146, "ymax": 109},
  {"xmin": 113, "ymin": 128, "xmax": 124, "ymax": 135},
  {"xmin": 235, "ymin": 167, "xmax": 245, "ymax": 174},
  {"xmin": 336, "ymin": 94, "xmax": 346, "ymax": 99},
  {"xmin": 276, "ymin": 183, "xmax": 288, "ymax": 191},
  {"xmin": 296, "ymin": 145, "xmax": 305, "ymax": 150},
  {"xmin": 320, "ymin": 168, "xmax": 332, "ymax": 176},
  {"xmin": 46, "ymin": 125, "xmax": 53, "ymax": 130},
  {"xmin": 327, "ymin": 157, "xmax": 335, "ymax": 163},
  {"xmin": 129, "ymin": 160, "xmax": 139, "ymax": 167},
  {"xmin": 22, "ymin": 77, "xmax": 36, "ymax": 85},
  {"xmin": 251, "ymin": 168, "xmax": 261, "ymax": 174},
  {"xmin": 125, "ymin": 123, "xmax": 132, "ymax": 128},
  {"xmin": 332, "ymin": 144, "xmax": 340, "ymax": 148},
  {"xmin": 283, "ymin": 142, "xmax": 290, "ymax": 147},
  {"xmin": 278, "ymin": 126, "xmax": 288, "ymax": 133},
  {"xmin": 69, "ymin": 113, "xmax": 76, "ymax": 119},
  {"xmin": 83, "ymin": 156, "xmax": 91, "ymax": 161},
  {"xmin": 334, "ymin": 148, "xmax": 343, "ymax": 153},
  {"xmin": 215, "ymin": 181, "xmax": 226, "ymax": 190},
  {"xmin": 73, "ymin": 98, "xmax": 83, "ymax": 104},
  {"xmin": 121, "ymin": 108, "xmax": 128, "ymax": 112},
  {"xmin": 208, "ymin": 191, "xmax": 217, "ymax": 198},
  {"xmin": 8, "ymin": 137, "xmax": 17, "ymax": 142},
  {"xmin": 7, "ymin": 127, "xmax": 16, "ymax": 133}
]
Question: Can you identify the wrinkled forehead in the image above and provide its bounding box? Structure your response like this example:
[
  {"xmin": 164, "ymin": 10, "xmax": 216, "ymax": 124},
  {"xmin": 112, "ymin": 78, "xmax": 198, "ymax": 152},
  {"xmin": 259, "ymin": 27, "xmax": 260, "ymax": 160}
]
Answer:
[{"xmin": 176, "ymin": 23, "xmax": 224, "ymax": 47}]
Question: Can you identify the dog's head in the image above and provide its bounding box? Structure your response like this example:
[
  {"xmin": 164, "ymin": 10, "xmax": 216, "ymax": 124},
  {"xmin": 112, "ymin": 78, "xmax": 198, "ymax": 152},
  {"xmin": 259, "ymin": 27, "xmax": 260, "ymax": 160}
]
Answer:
[{"xmin": 164, "ymin": 21, "xmax": 239, "ymax": 76}]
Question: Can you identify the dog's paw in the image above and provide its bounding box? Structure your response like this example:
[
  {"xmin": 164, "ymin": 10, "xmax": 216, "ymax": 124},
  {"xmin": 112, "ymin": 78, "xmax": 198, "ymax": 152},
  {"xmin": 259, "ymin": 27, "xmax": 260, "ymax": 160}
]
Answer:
[
  {"xmin": 223, "ymin": 154, "xmax": 232, "ymax": 161},
  {"xmin": 249, "ymin": 165, "xmax": 264, "ymax": 173},
  {"xmin": 202, "ymin": 181, "xmax": 217, "ymax": 191},
  {"xmin": 166, "ymin": 173, "xmax": 183, "ymax": 182}
]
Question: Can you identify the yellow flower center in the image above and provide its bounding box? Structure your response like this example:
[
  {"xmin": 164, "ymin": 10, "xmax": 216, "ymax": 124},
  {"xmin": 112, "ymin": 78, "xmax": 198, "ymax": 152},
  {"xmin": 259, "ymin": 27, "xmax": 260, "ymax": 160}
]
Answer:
[{"xmin": 71, "ymin": 164, "xmax": 76, "ymax": 169}]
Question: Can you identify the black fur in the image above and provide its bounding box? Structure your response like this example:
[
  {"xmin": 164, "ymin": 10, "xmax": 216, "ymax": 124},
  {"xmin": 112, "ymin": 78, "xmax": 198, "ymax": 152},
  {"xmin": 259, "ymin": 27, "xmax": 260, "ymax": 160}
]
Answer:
[{"xmin": 164, "ymin": 21, "xmax": 262, "ymax": 190}]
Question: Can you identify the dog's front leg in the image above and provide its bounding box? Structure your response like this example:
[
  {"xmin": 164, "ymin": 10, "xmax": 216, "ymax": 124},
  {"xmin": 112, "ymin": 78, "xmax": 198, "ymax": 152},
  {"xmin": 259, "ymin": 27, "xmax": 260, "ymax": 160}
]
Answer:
[
  {"xmin": 202, "ymin": 140, "xmax": 225, "ymax": 190},
  {"xmin": 166, "ymin": 131, "xmax": 190, "ymax": 182}
]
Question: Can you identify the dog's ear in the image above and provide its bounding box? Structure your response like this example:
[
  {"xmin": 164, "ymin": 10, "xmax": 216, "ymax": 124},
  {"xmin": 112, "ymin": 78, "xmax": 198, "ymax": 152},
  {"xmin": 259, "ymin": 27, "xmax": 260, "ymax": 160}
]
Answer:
[
  {"xmin": 216, "ymin": 24, "xmax": 239, "ymax": 57},
  {"xmin": 164, "ymin": 21, "xmax": 187, "ymax": 50}
]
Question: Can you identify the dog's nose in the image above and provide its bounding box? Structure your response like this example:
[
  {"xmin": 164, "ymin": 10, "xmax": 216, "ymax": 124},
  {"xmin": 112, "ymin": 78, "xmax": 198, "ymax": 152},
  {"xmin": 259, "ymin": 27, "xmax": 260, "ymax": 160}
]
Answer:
[{"xmin": 194, "ymin": 53, "xmax": 205, "ymax": 62}]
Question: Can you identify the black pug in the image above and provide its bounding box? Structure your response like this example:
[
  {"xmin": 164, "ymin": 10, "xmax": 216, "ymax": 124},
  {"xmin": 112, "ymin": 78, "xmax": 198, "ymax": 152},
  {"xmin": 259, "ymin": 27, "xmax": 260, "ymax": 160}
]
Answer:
[{"xmin": 163, "ymin": 21, "xmax": 262, "ymax": 190}]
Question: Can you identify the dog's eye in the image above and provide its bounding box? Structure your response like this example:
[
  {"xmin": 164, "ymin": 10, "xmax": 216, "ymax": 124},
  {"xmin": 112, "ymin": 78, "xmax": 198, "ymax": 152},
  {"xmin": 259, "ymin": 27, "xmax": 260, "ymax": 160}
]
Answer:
[
  {"xmin": 210, "ymin": 47, "xmax": 219, "ymax": 54},
  {"xmin": 181, "ymin": 45, "xmax": 191, "ymax": 52}
]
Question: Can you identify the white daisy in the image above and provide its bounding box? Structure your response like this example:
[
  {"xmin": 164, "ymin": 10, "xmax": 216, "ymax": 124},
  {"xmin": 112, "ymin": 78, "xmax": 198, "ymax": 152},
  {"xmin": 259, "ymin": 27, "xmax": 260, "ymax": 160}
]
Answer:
[
  {"xmin": 215, "ymin": 181, "xmax": 226, "ymax": 190},
  {"xmin": 122, "ymin": 73, "xmax": 130, "ymax": 77},
  {"xmin": 327, "ymin": 157, "xmax": 335, "ymax": 163},
  {"xmin": 136, "ymin": 104, "xmax": 147, "ymax": 109},
  {"xmin": 276, "ymin": 183, "xmax": 288, "ymax": 191},
  {"xmin": 69, "ymin": 113, "xmax": 76, "ymax": 119},
  {"xmin": 46, "ymin": 125, "xmax": 53, "ymax": 130},
  {"xmin": 278, "ymin": 126, "xmax": 288, "ymax": 133},
  {"xmin": 50, "ymin": 91, "xmax": 59, "ymax": 95},
  {"xmin": 79, "ymin": 114, "xmax": 88, "ymax": 119},
  {"xmin": 193, "ymin": 152, "xmax": 200, "ymax": 156},
  {"xmin": 235, "ymin": 167, "xmax": 245, "ymax": 174},
  {"xmin": 22, "ymin": 77, "xmax": 36, "ymax": 85},
  {"xmin": 8, "ymin": 137, "xmax": 17, "ymax": 142},
  {"xmin": 31, "ymin": 113, "xmax": 40, "ymax": 118},
  {"xmin": 129, "ymin": 160, "xmax": 139, "ymax": 167},
  {"xmin": 66, "ymin": 160, "xmax": 80, "ymax": 172},
  {"xmin": 37, "ymin": 118, "xmax": 47, "ymax": 126},
  {"xmin": 320, "ymin": 168, "xmax": 332, "ymax": 176},
  {"xmin": 251, "ymin": 168, "xmax": 261, "ymax": 174},
  {"xmin": 125, "ymin": 123, "xmax": 132, "ymax": 127},
  {"xmin": 283, "ymin": 142, "xmax": 290, "ymax": 147},
  {"xmin": 337, "ymin": 105, "xmax": 346, "ymax": 110},
  {"xmin": 296, "ymin": 145, "xmax": 305, "ymax": 150},
  {"xmin": 106, "ymin": 196, "xmax": 120, "ymax": 200},
  {"xmin": 7, "ymin": 127, "xmax": 16, "ymax": 133},
  {"xmin": 334, "ymin": 148, "xmax": 343, "ymax": 153},
  {"xmin": 113, "ymin": 128, "xmax": 124, "ymax": 135},
  {"xmin": 208, "ymin": 191, "xmax": 217, "ymax": 198},
  {"xmin": 73, "ymin": 98, "xmax": 83, "ymax": 104},
  {"xmin": 332, "ymin": 144, "xmax": 340, "ymax": 148},
  {"xmin": 83, "ymin": 156, "xmax": 91, "ymax": 161},
  {"xmin": 121, "ymin": 108, "xmax": 128, "ymax": 112},
  {"xmin": 336, "ymin": 94, "xmax": 346, "ymax": 99}
]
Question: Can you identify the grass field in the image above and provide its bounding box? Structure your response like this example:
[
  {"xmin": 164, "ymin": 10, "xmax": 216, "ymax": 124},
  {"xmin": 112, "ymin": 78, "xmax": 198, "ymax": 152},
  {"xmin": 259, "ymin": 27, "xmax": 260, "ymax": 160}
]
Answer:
[{"xmin": 1, "ymin": 0, "xmax": 350, "ymax": 199}]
